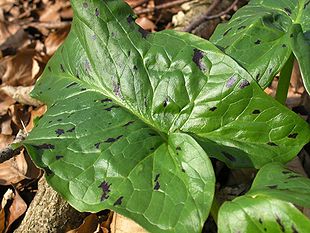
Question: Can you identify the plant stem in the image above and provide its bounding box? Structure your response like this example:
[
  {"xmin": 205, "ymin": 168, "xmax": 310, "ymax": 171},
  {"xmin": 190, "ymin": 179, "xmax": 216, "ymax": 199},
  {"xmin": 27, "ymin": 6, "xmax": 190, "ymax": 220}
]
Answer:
[
  {"xmin": 210, "ymin": 197, "xmax": 220, "ymax": 224},
  {"xmin": 275, "ymin": 53, "xmax": 294, "ymax": 105}
]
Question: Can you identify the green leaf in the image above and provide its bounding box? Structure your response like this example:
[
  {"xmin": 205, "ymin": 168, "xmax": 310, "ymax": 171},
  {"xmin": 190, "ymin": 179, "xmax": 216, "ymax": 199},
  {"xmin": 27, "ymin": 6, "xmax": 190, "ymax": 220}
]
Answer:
[
  {"xmin": 24, "ymin": 1, "xmax": 310, "ymax": 232},
  {"xmin": 248, "ymin": 162, "xmax": 310, "ymax": 208},
  {"xmin": 218, "ymin": 162, "xmax": 310, "ymax": 232},
  {"xmin": 218, "ymin": 196, "xmax": 310, "ymax": 233},
  {"xmin": 218, "ymin": 163, "xmax": 310, "ymax": 233},
  {"xmin": 24, "ymin": 79, "xmax": 215, "ymax": 232},
  {"xmin": 290, "ymin": 23, "xmax": 310, "ymax": 94},
  {"xmin": 210, "ymin": 0, "xmax": 310, "ymax": 89}
]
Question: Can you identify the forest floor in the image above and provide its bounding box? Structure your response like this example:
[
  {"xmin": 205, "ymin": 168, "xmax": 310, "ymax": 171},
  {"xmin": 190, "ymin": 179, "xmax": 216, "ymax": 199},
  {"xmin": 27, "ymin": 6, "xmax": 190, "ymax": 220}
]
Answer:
[{"xmin": 0, "ymin": 0, "xmax": 309, "ymax": 232}]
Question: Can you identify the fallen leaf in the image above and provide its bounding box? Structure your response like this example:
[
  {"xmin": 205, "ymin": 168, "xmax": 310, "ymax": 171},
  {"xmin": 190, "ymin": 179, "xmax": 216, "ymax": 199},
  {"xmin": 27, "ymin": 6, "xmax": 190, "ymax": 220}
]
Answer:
[
  {"xmin": 5, "ymin": 189, "xmax": 27, "ymax": 233},
  {"xmin": 0, "ymin": 150, "xmax": 28, "ymax": 185},
  {"xmin": 0, "ymin": 49, "xmax": 40, "ymax": 86},
  {"xmin": 26, "ymin": 105, "xmax": 46, "ymax": 132},
  {"xmin": 1, "ymin": 86, "xmax": 43, "ymax": 106},
  {"xmin": 45, "ymin": 25, "xmax": 70, "ymax": 56},
  {"xmin": 0, "ymin": 208, "xmax": 5, "ymax": 233},
  {"xmin": 110, "ymin": 213, "xmax": 148, "ymax": 233},
  {"xmin": 136, "ymin": 17, "xmax": 156, "ymax": 31},
  {"xmin": 100, "ymin": 211, "xmax": 114, "ymax": 233},
  {"xmin": 67, "ymin": 214, "xmax": 99, "ymax": 233},
  {"xmin": 0, "ymin": 89, "xmax": 15, "ymax": 116},
  {"xmin": 1, "ymin": 189, "xmax": 14, "ymax": 209},
  {"xmin": 0, "ymin": 114, "xmax": 12, "ymax": 135},
  {"xmin": 8, "ymin": 104, "xmax": 30, "ymax": 132},
  {"xmin": 0, "ymin": 134, "xmax": 13, "ymax": 149}
]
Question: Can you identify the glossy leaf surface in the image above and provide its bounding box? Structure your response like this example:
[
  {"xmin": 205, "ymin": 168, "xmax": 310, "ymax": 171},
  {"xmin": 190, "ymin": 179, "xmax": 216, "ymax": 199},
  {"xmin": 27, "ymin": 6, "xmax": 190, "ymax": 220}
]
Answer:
[
  {"xmin": 249, "ymin": 162, "xmax": 310, "ymax": 208},
  {"xmin": 218, "ymin": 162, "xmax": 310, "ymax": 233},
  {"xmin": 210, "ymin": 0, "xmax": 310, "ymax": 90},
  {"xmin": 24, "ymin": 1, "xmax": 310, "ymax": 232},
  {"xmin": 218, "ymin": 196, "xmax": 310, "ymax": 233}
]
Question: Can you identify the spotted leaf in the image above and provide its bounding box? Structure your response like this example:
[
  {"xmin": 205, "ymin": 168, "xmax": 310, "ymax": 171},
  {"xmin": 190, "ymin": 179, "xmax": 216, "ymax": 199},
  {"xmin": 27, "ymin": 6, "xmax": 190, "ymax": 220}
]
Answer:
[{"xmin": 210, "ymin": 0, "xmax": 310, "ymax": 90}]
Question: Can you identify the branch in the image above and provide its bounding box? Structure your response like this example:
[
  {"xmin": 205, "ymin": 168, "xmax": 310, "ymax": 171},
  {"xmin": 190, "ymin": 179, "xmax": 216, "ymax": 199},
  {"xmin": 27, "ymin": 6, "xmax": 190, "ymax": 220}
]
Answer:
[
  {"xmin": 183, "ymin": 0, "xmax": 238, "ymax": 32},
  {"xmin": 135, "ymin": 0, "xmax": 190, "ymax": 15},
  {"xmin": 0, "ymin": 130, "xmax": 26, "ymax": 163}
]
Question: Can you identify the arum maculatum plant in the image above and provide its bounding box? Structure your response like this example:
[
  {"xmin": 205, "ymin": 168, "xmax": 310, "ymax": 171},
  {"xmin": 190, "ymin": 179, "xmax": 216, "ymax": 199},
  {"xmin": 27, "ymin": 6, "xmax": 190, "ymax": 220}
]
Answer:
[{"xmin": 19, "ymin": 0, "xmax": 310, "ymax": 232}]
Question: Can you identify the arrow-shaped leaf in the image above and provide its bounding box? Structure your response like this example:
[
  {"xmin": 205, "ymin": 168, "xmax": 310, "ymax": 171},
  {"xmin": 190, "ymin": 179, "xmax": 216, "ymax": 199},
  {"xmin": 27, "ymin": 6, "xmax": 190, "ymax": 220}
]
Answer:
[
  {"xmin": 210, "ymin": 0, "xmax": 310, "ymax": 90},
  {"xmin": 23, "ymin": 1, "xmax": 310, "ymax": 232}
]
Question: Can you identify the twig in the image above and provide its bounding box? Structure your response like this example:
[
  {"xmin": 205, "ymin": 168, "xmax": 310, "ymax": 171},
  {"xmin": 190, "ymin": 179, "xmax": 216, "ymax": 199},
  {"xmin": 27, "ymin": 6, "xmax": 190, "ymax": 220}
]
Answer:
[
  {"xmin": 0, "ymin": 130, "xmax": 26, "ymax": 163},
  {"xmin": 183, "ymin": 0, "xmax": 238, "ymax": 32},
  {"xmin": 135, "ymin": 0, "xmax": 190, "ymax": 15},
  {"xmin": 131, "ymin": 0, "xmax": 149, "ymax": 9}
]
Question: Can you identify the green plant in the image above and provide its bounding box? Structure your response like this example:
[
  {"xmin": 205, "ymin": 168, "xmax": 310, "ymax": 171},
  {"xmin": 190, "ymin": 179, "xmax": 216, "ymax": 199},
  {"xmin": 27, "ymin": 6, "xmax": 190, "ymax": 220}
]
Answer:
[{"xmin": 21, "ymin": 0, "xmax": 310, "ymax": 232}]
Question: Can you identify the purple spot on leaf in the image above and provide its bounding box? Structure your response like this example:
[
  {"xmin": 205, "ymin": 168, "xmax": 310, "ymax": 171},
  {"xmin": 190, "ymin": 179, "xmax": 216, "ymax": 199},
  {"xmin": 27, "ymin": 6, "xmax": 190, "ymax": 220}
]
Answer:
[
  {"xmin": 223, "ymin": 28, "xmax": 232, "ymax": 36},
  {"xmin": 127, "ymin": 15, "xmax": 135, "ymax": 24},
  {"xmin": 94, "ymin": 142, "xmax": 101, "ymax": 149},
  {"xmin": 255, "ymin": 40, "xmax": 261, "ymax": 45},
  {"xmin": 104, "ymin": 135, "xmax": 123, "ymax": 143},
  {"xmin": 252, "ymin": 109, "xmax": 260, "ymax": 114},
  {"xmin": 154, "ymin": 181, "xmax": 160, "ymax": 191},
  {"xmin": 113, "ymin": 82, "xmax": 121, "ymax": 97},
  {"xmin": 226, "ymin": 75, "xmax": 237, "ymax": 88},
  {"xmin": 91, "ymin": 34, "xmax": 97, "ymax": 40},
  {"xmin": 113, "ymin": 196, "xmax": 123, "ymax": 206},
  {"xmin": 288, "ymin": 133, "xmax": 298, "ymax": 139},
  {"xmin": 34, "ymin": 144, "xmax": 55, "ymax": 150},
  {"xmin": 239, "ymin": 80, "xmax": 250, "ymax": 89},
  {"xmin": 138, "ymin": 27, "xmax": 150, "ymax": 38},
  {"xmin": 267, "ymin": 142, "xmax": 278, "ymax": 147},
  {"xmin": 123, "ymin": 121, "xmax": 134, "ymax": 127},
  {"xmin": 66, "ymin": 127, "xmax": 75, "ymax": 133},
  {"xmin": 284, "ymin": 7, "xmax": 291, "ymax": 16},
  {"xmin": 276, "ymin": 216, "xmax": 285, "ymax": 232},
  {"xmin": 83, "ymin": 2, "xmax": 88, "ymax": 8},
  {"xmin": 66, "ymin": 82, "xmax": 78, "ymax": 88},
  {"xmin": 95, "ymin": 8, "xmax": 100, "ymax": 17},
  {"xmin": 55, "ymin": 129, "xmax": 65, "ymax": 137},
  {"xmin": 154, "ymin": 174, "xmax": 160, "ymax": 182},
  {"xmin": 56, "ymin": 155, "xmax": 64, "ymax": 160},
  {"xmin": 104, "ymin": 105, "xmax": 120, "ymax": 111},
  {"xmin": 192, "ymin": 48, "xmax": 206, "ymax": 71},
  {"xmin": 210, "ymin": 107, "xmax": 217, "ymax": 112},
  {"xmin": 98, "ymin": 181, "xmax": 111, "ymax": 202},
  {"xmin": 101, "ymin": 98, "xmax": 112, "ymax": 103},
  {"xmin": 60, "ymin": 64, "xmax": 65, "ymax": 72}
]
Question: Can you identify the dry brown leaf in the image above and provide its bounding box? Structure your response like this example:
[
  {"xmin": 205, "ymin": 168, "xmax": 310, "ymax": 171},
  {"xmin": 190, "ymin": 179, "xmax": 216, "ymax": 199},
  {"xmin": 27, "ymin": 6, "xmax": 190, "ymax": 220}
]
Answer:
[
  {"xmin": 0, "ymin": 20, "xmax": 20, "ymax": 46},
  {"xmin": 110, "ymin": 213, "xmax": 148, "ymax": 233},
  {"xmin": 67, "ymin": 214, "xmax": 99, "ymax": 233},
  {"xmin": 26, "ymin": 105, "xmax": 47, "ymax": 132},
  {"xmin": 0, "ymin": 207, "xmax": 5, "ymax": 233},
  {"xmin": 0, "ymin": 29, "xmax": 29, "ymax": 56},
  {"xmin": 100, "ymin": 211, "xmax": 114, "ymax": 233},
  {"xmin": 1, "ymin": 189, "xmax": 14, "ymax": 209},
  {"xmin": 1, "ymin": 86, "xmax": 42, "ymax": 106},
  {"xmin": 0, "ymin": 90, "xmax": 15, "ymax": 116},
  {"xmin": 0, "ymin": 49, "xmax": 40, "ymax": 86},
  {"xmin": 0, "ymin": 134, "xmax": 14, "ymax": 149},
  {"xmin": 5, "ymin": 189, "xmax": 27, "ymax": 233},
  {"xmin": 39, "ymin": 2, "xmax": 62, "ymax": 22},
  {"xmin": 0, "ymin": 113, "xmax": 12, "ymax": 135},
  {"xmin": 136, "ymin": 17, "xmax": 156, "ymax": 31},
  {"xmin": 0, "ymin": 150, "xmax": 28, "ymax": 185},
  {"xmin": 45, "ymin": 25, "xmax": 70, "ymax": 56},
  {"xmin": 8, "ymin": 104, "xmax": 30, "ymax": 131}
]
